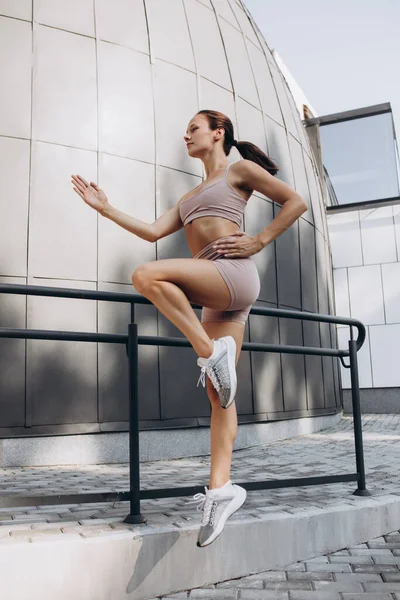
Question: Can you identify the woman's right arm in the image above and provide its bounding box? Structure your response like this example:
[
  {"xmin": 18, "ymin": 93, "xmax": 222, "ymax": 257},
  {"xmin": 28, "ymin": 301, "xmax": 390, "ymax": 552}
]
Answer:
[
  {"xmin": 71, "ymin": 174, "xmax": 183, "ymax": 243},
  {"xmin": 101, "ymin": 203, "xmax": 183, "ymax": 243}
]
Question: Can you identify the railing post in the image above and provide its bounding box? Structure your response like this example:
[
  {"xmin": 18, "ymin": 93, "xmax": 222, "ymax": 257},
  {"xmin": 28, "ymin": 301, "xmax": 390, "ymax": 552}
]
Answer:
[
  {"xmin": 124, "ymin": 322, "xmax": 146, "ymax": 524},
  {"xmin": 349, "ymin": 335, "xmax": 370, "ymax": 496}
]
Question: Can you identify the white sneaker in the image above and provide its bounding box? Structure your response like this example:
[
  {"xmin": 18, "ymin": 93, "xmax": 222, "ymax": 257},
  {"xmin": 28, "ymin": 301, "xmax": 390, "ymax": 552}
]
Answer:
[
  {"xmin": 189, "ymin": 481, "xmax": 247, "ymax": 547},
  {"xmin": 196, "ymin": 336, "xmax": 237, "ymax": 409}
]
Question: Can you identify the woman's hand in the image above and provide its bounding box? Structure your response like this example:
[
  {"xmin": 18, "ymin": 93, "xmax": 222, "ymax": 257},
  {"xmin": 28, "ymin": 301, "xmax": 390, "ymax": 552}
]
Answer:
[
  {"xmin": 71, "ymin": 174, "xmax": 110, "ymax": 214},
  {"xmin": 213, "ymin": 232, "xmax": 263, "ymax": 258}
]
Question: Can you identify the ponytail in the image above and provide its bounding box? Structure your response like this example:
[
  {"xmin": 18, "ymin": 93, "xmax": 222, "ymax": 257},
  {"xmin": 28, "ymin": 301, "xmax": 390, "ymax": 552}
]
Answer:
[
  {"xmin": 234, "ymin": 140, "xmax": 279, "ymax": 176},
  {"xmin": 197, "ymin": 109, "xmax": 279, "ymax": 176}
]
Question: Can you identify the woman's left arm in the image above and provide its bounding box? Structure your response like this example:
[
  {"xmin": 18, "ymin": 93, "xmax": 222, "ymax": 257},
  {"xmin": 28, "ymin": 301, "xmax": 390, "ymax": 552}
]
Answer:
[{"xmin": 213, "ymin": 160, "xmax": 308, "ymax": 258}]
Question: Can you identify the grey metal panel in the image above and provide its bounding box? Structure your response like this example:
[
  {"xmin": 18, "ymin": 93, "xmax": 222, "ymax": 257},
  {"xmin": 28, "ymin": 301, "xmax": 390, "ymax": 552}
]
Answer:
[
  {"xmin": 285, "ymin": 86, "xmax": 308, "ymax": 146},
  {"xmin": 244, "ymin": 195, "xmax": 276, "ymax": 304},
  {"xmin": 29, "ymin": 142, "xmax": 98, "ymax": 281},
  {"xmin": 185, "ymin": 0, "xmax": 232, "ymax": 91},
  {"xmin": 0, "ymin": 0, "xmax": 32, "ymax": 20},
  {"xmin": 211, "ymin": 0, "xmax": 238, "ymax": 28},
  {"xmin": 197, "ymin": 0, "xmax": 213, "ymax": 9},
  {"xmin": 98, "ymin": 155, "xmax": 156, "ymax": 285},
  {"xmin": 299, "ymin": 219, "xmax": 318, "ymax": 312},
  {"xmin": 315, "ymin": 230, "xmax": 329, "ymax": 315},
  {"xmin": 302, "ymin": 320, "xmax": 324, "ymax": 411},
  {"xmin": 251, "ymin": 19, "xmax": 277, "ymax": 69},
  {"xmin": 153, "ymin": 61, "xmax": 201, "ymax": 175},
  {"xmin": 146, "ymin": 0, "xmax": 195, "ymax": 72},
  {"xmin": 158, "ymin": 311, "xmax": 210, "ymax": 419},
  {"xmin": 315, "ymin": 231, "xmax": 336, "ymax": 409},
  {"xmin": 322, "ymin": 353, "xmax": 336, "ymax": 409},
  {"xmin": 326, "ymin": 239, "xmax": 336, "ymax": 316},
  {"xmin": 97, "ymin": 41, "xmax": 154, "ymax": 163},
  {"xmin": 263, "ymin": 117, "xmax": 294, "ymax": 188},
  {"xmin": 218, "ymin": 18, "xmax": 260, "ymax": 109},
  {"xmin": 34, "ymin": 0, "xmax": 95, "ymax": 37},
  {"xmin": 158, "ymin": 228, "xmax": 191, "ymax": 262},
  {"xmin": 246, "ymin": 41, "xmax": 283, "ymax": 127},
  {"xmin": 0, "ymin": 137, "xmax": 30, "ymax": 277},
  {"xmin": 287, "ymin": 134, "xmax": 315, "ymax": 227},
  {"xmin": 0, "ymin": 17, "xmax": 31, "ymax": 138},
  {"xmin": 95, "ymin": 0, "xmax": 149, "ymax": 54},
  {"xmin": 229, "ymin": 0, "xmax": 261, "ymax": 49},
  {"xmin": 97, "ymin": 282, "xmax": 159, "ymax": 422},
  {"xmin": 249, "ymin": 301, "xmax": 283, "ymax": 414},
  {"xmin": 269, "ymin": 65, "xmax": 300, "ymax": 143},
  {"xmin": 0, "ymin": 277, "xmax": 26, "ymax": 427},
  {"xmin": 198, "ymin": 79, "xmax": 236, "ymax": 129},
  {"xmin": 320, "ymin": 324, "xmax": 335, "ymax": 409},
  {"xmin": 332, "ymin": 353, "xmax": 342, "ymax": 409},
  {"xmin": 276, "ymin": 212, "xmax": 301, "ymax": 309},
  {"xmin": 327, "ymin": 286, "xmax": 341, "ymax": 409},
  {"xmin": 32, "ymin": 25, "xmax": 97, "ymax": 150},
  {"xmin": 236, "ymin": 98, "xmax": 268, "ymax": 154},
  {"xmin": 279, "ymin": 315, "xmax": 307, "ymax": 412},
  {"xmin": 320, "ymin": 261, "xmax": 336, "ymax": 411},
  {"xmin": 304, "ymin": 152, "xmax": 325, "ymax": 238},
  {"xmin": 26, "ymin": 279, "xmax": 98, "ymax": 426}
]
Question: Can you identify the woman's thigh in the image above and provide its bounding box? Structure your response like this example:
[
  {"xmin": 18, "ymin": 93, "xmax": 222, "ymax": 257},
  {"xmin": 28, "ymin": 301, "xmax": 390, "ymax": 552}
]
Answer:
[{"xmin": 132, "ymin": 258, "xmax": 232, "ymax": 310}]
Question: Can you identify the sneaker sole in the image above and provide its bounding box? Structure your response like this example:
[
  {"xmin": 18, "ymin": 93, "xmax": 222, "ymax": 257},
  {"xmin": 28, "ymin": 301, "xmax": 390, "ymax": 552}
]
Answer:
[
  {"xmin": 197, "ymin": 485, "xmax": 247, "ymax": 548},
  {"xmin": 220, "ymin": 336, "xmax": 237, "ymax": 410}
]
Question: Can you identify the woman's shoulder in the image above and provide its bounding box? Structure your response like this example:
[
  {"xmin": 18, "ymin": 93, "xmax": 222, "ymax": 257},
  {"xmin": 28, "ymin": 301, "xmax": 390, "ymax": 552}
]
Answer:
[{"xmin": 228, "ymin": 160, "xmax": 257, "ymax": 192}]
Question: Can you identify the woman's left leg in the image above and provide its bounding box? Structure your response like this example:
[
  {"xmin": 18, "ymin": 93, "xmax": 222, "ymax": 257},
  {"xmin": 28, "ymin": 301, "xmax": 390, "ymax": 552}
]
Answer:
[
  {"xmin": 195, "ymin": 319, "xmax": 247, "ymax": 548},
  {"xmin": 202, "ymin": 320, "xmax": 246, "ymax": 489}
]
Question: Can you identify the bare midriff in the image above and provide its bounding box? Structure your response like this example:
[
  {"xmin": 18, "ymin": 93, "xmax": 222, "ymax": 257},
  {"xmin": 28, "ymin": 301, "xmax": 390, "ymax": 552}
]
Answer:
[{"xmin": 184, "ymin": 217, "xmax": 240, "ymax": 257}]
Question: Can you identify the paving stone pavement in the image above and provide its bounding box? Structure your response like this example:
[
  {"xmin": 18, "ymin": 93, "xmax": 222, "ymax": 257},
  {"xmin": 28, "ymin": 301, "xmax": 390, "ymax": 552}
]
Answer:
[
  {"xmin": 152, "ymin": 533, "xmax": 400, "ymax": 599},
  {"xmin": 0, "ymin": 414, "xmax": 400, "ymax": 598}
]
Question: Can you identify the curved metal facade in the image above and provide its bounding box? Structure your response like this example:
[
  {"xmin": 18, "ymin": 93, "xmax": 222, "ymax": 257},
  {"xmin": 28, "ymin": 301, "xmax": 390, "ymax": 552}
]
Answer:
[{"xmin": 0, "ymin": 0, "xmax": 340, "ymax": 437}]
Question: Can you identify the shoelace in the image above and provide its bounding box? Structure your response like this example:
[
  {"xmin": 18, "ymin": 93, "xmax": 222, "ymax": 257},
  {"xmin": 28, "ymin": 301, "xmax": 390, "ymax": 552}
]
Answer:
[
  {"xmin": 187, "ymin": 491, "xmax": 215, "ymax": 525},
  {"xmin": 196, "ymin": 339, "xmax": 222, "ymax": 392},
  {"xmin": 196, "ymin": 367, "xmax": 207, "ymax": 389},
  {"xmin": 196, "ymin": 364, "xmax": 221, "ymax": 391}
]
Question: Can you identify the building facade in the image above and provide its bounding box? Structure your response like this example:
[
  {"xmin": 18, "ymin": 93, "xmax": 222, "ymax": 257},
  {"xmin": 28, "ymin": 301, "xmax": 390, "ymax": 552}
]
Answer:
[{"xmin": 0, "ymin": 0, "xmax": 340, "ymax": 445}]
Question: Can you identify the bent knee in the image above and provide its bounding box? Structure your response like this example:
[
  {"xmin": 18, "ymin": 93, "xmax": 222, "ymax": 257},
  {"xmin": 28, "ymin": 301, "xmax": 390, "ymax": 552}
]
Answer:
[{"xmin": 132, "ymin": 264, "xmax": 153, "ymax": 291}]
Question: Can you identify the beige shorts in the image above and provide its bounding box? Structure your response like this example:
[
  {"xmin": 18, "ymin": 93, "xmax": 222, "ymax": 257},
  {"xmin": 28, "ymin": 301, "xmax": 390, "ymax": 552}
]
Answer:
[{"xmin": 193, "ymin": 236, "xmax": 260, "ymax": 325}]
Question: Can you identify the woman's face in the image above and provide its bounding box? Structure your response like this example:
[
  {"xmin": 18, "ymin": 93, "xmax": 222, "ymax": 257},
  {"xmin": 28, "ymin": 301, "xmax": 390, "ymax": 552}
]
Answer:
[{"xmin": 184, "ymin": 114, "xmax": 222, "ymax": 157}]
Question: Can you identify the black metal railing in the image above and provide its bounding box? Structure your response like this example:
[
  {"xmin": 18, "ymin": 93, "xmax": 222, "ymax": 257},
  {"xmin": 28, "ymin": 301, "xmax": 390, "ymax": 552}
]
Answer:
[{"xmin": 0, "ymin": 283, "xmax": 369, "ymax": 523}]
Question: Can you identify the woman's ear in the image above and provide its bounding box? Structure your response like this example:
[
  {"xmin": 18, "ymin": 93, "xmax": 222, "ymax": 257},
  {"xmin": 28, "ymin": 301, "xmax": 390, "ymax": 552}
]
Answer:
[{"xmin": 215, "ymin": 127, "xmax": 225, "ymax": 141}]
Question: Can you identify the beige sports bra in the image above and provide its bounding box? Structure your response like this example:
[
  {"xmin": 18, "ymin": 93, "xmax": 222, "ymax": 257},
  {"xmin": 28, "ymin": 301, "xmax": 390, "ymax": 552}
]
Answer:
[{"xmin": 179, "ymin": 163, "xmax": 249, "ymax": 227}]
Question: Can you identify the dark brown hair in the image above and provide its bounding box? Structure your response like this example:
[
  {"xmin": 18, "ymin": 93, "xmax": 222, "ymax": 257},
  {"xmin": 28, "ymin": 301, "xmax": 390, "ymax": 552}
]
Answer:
[{"xmin": 197, "ymin": 109, "xmax": 279, "ymax": 176}]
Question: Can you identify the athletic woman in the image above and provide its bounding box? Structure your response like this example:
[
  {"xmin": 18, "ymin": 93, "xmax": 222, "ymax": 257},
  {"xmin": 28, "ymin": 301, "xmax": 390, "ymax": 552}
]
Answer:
[{"xmin": 71, "ymin": 110, "xmax": 307, "ymax": 547}]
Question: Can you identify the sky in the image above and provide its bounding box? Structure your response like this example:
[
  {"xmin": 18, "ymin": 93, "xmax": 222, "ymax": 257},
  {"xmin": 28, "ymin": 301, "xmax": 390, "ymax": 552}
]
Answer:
[{"xmin": 243, "ymin": 0, "xmax": 400, "ymax": 146}]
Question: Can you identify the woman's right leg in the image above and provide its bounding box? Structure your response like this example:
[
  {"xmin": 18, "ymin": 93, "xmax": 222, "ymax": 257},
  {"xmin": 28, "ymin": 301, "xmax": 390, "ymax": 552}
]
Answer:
[{"xmin": 132, "ymin": 258, "xmax": 232, "ymax": 359}]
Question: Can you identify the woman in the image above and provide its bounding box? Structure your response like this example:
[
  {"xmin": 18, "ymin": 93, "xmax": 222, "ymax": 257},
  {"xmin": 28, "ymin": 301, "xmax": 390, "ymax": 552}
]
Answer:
[{"xmin": 71, "ymin": 110, "xmax": 307, "ymax": 547}]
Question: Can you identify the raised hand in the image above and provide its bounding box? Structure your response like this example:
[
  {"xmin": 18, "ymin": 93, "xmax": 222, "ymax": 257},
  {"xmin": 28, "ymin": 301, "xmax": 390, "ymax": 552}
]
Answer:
[{"xmin": 71, "ymin": 174, "xmax": 109, "ymax": 214}]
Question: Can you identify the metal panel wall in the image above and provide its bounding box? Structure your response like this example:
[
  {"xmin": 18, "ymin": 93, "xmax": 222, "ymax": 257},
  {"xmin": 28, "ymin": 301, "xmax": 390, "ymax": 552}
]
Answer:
[{"xmin": 0, "ymin": 0, "xmax": 340, "ymax": 437}]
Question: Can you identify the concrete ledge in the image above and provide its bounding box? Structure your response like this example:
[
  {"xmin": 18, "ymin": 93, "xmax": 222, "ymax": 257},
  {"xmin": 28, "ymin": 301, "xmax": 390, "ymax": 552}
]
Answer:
[
  {"xmin": 0, "ymin": 493, "xmax": 399, "ymax": 600},
  {"xmin": 0, "ymin": 412, "xmax": 342, "ymax": 467},
  {"xmin": 343, "ymin": 388, "xmax": 400, "ymax": 413}
]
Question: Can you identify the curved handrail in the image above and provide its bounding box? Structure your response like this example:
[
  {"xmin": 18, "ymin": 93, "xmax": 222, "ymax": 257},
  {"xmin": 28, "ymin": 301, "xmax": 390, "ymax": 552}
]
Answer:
[
  {"xmin": 0, "ymin": 283, "xmax": 365, "ymax": 354},
  {"xmin": 0, "ymin": 281, "xmax": 370, "ymax": 514}
]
